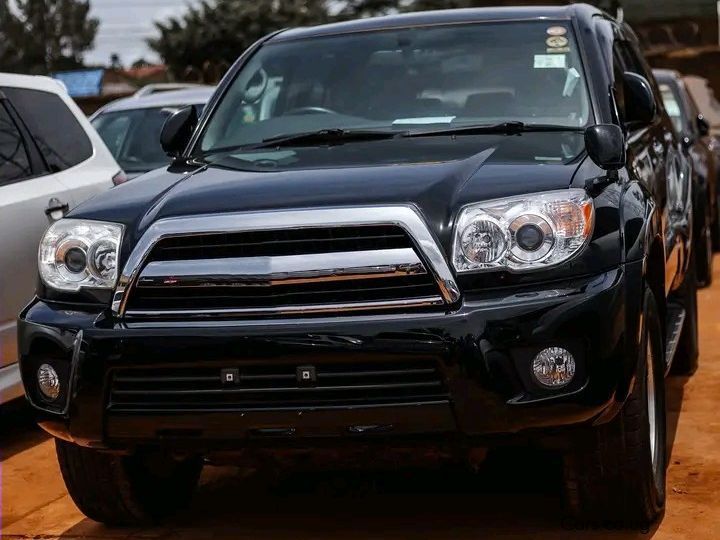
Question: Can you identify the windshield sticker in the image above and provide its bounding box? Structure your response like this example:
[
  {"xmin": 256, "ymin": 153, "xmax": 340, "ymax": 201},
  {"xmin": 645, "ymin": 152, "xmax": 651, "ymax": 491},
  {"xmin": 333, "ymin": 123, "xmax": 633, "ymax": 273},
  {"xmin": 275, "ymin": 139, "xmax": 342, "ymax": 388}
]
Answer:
[
  {"xmin": 393, "ymin": 116, "xmax": 456, "ymax": 124},
  {"xmin": 534, "ymin": 54, "xmax": 567, "ymax": 69},
  {"xmin": 546, "ymin": 26, "xmax": 567, "ymax": 36},
  {"xmin": 546, "ymin": 36, "xmax": 569, "ymax": 49}
]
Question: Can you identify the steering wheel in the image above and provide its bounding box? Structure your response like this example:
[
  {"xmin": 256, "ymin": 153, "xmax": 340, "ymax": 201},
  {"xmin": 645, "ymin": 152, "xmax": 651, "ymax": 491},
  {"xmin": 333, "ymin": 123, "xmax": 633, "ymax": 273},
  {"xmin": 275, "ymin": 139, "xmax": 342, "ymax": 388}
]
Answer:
[{"xmin": 285, "ymin": 106, "xmax": 339, "ymax": 115}]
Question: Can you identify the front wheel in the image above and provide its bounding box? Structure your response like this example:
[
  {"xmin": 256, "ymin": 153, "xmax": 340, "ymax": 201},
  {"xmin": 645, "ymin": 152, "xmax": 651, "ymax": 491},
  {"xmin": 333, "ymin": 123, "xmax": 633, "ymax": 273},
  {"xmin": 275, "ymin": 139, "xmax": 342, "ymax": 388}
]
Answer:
[
  {"xmin": 56, "ymin": 440, "xmax": 203, "ymax": 526},
  {"xmin": 563, "ymin": 290, "xmax": 666, "ymax": 526}
]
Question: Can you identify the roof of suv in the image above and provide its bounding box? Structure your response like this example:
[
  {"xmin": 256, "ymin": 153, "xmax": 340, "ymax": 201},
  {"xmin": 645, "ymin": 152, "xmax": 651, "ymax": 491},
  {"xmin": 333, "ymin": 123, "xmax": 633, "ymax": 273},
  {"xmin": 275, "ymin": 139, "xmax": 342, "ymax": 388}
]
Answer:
[
  {"xmin": 271, "ymin": 4, "xmax": 601, "ymax": 42},
  {"xmin": 653, "ymin": 69, "xmax": 683, "ymax": 83},
  {"xmin": 0, "ymin": 73, "xmax": 68, "ymax": 94},
  {"xmin": 95, "ymin": 86, "xmax": 216, "ymax": 115}
]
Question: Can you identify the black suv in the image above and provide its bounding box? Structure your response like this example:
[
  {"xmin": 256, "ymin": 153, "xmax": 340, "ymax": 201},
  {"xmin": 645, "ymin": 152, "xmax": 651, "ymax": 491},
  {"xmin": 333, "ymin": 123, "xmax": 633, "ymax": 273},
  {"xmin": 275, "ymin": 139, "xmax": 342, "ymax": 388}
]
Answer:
[
  {"xmin": 654, "ymin": 68, "xmax": 718, "ymax": 287},
  {"xmin": 20, "ymin": 4, "xmax": 697, "ymax": 527}
]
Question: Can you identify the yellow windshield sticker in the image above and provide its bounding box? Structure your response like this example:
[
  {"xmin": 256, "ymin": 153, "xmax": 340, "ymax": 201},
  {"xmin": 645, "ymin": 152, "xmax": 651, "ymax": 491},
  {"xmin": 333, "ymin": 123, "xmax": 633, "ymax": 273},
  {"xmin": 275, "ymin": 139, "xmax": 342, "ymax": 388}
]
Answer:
[{"xmin": 546, "ymin": 36, "xmax": 569, "ymax": 49}]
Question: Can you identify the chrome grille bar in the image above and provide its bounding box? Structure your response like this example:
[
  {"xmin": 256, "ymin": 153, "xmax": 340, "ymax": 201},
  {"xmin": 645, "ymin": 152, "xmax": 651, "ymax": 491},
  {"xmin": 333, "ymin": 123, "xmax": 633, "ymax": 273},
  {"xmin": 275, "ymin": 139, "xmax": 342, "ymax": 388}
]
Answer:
[
  {"xmin": 136, "ymin": 248, "xmax": 426, "ymax": 288},
  {"xmin": 113, "ymin": 206, "xmax": 461, "ymax": 317},
  {"xmin": 123, "ymin": 296, "xmax": 446, "ymax": 319}
]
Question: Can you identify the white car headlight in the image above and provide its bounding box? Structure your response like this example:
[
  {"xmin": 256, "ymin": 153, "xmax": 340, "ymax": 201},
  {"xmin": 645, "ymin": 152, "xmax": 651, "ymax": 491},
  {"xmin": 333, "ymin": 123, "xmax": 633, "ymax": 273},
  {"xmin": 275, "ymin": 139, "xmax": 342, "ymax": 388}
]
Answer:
[
  {"xmin": 39, "ymin": 219, "xmax": 124, "ymax": 291},
  {"xmin": 452, "ymin": 189, "xmax": 594, "ymax": 272}
]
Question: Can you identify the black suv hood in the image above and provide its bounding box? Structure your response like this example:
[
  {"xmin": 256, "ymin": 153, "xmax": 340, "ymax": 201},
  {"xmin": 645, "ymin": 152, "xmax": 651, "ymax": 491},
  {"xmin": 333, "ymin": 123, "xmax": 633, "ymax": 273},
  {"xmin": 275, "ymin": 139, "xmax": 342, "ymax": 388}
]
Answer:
[{"xmin": 72, "ymin": 131, "xmax": 587, "ymax": 254}]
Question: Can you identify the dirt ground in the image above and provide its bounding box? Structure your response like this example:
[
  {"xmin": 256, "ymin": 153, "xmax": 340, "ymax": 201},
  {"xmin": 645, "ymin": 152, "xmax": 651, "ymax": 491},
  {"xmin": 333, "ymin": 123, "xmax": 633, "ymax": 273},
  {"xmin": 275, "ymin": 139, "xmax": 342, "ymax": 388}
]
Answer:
[{"xmin": 3, "ymin": 261, "xmax": 720, "ymax": 539}]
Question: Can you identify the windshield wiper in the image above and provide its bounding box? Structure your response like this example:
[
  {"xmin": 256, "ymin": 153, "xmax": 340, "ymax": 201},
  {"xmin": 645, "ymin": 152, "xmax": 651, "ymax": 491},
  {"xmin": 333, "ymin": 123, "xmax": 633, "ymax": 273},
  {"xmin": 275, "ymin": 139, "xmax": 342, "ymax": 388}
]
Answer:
[
  {"xmin": 199, "ymin": 123, "xmax": 583, "ymax": 159},
  {"xmin": 404, "ymin": 121, "xmax": 584, "ymax": 138},
  {"xmin": 256, "ymin": 128, "xmax": 404, "ymax": 149},
  {"xmin": 199, "ymin": 128, "xmax": 405, "ymax": 157}
]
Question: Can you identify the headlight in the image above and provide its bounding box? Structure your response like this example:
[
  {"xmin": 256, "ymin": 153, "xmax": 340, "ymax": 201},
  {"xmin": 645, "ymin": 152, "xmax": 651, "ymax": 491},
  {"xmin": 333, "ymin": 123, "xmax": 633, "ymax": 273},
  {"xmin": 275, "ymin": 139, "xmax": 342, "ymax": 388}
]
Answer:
[
  {"xmin": 39, "ymin": 219, "xmax": 124, "ymax": 291},
  {"xmin": 452, "ymin": 189, "xmax": 593, "ymax": 272}
]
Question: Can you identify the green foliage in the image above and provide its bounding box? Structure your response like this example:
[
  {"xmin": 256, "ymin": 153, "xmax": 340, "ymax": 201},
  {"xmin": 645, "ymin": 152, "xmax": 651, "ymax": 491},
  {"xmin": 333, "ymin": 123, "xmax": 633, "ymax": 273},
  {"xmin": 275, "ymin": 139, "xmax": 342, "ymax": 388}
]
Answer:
[
  {"xmin": 149, "ymin": 0, "xmax": 412, "ymax": 81},
  {"xmin": 149, "ymin": 0, "xmax": 332, "ymax": 82},
  {"xmin": 0, "ymin": 0, "xmax": 98, "ymax": 74}
]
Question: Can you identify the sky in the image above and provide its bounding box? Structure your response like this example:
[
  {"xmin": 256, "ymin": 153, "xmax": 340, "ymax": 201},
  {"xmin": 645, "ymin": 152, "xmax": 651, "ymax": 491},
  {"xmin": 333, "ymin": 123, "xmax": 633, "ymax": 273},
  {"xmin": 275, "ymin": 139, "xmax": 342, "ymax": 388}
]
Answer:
[{"xmin": 85, "ymin": 0, "xmax": 201, "ymax": 66}]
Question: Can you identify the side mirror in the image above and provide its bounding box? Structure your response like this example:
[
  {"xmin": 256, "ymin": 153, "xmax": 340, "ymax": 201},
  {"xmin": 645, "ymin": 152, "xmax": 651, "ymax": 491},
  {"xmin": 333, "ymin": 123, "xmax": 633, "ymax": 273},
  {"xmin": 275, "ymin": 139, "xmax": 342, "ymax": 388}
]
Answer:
[
  {"xmin": 160, "ymin": 105, "xmax": 198, "ymax": 157},
  {"xmin": 585, "ymin": 124, "xmax": 625, "ymax": 171},
  {"xmin": 697, "ymin": 114, "xmax": 710, "ymax": 136},
  {"xmin": 623, "ymin": 72, "xmax": 657, "ymax": 126}
]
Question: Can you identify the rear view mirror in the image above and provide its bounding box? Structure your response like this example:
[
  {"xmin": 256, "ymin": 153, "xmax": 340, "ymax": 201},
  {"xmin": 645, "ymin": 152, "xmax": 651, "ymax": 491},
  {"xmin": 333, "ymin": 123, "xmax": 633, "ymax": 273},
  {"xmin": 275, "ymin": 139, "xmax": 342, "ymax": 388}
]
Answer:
[
  {"xmin": 585, "ymin": 124, "xmax": 625, "ymax": 171},
  {"xmin": 160, "ymin": 105, "xmax": 198, "ymax": 157},
  {"xmin": 623, "ymin": 72, "xmax": 657, "ymax": 126},
  {"xmin": 697, "ymin": 114, "xmax": 710, "ymax": 136}
]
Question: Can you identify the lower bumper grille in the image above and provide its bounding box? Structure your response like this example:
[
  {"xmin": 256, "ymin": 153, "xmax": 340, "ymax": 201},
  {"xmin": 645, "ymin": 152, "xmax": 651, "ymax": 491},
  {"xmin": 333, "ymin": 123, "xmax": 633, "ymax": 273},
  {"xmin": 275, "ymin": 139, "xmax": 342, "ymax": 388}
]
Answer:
[{"xmin": 108, "ymin": 360, "xmax": 448, "ymax": 412}]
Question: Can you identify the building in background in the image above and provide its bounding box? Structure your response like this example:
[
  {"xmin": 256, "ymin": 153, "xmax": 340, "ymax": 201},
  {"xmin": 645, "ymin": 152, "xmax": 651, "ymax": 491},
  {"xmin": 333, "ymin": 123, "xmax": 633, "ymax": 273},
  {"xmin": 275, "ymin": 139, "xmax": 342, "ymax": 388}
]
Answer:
[
  {"xmin": 51, "ymin": 65, "xmax": 171, "ymax": 114},
  {"xmin": 627, "ymin": 0, "xmax": 720, "ymax": 94}
]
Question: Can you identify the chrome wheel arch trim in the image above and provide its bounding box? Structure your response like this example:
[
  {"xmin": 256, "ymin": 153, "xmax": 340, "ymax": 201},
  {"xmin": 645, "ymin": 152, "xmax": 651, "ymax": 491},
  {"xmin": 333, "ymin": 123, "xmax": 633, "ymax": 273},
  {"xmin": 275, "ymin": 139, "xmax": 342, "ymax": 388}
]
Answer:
[{"xmin": 111, "ymin": 205, "xmax": 461, "ymax": 316}]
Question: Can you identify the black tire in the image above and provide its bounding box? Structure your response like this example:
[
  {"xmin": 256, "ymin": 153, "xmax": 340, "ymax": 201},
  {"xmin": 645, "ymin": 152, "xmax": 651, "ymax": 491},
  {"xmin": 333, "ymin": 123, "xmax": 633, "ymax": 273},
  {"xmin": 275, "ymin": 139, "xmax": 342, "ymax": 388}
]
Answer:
[
  {"xmin": 56, "ymin": 440, "xmax": 203, "ymax": 526},
  {"xmin": 695, "ymin": 195, "xmax": 713, "ymax": 287},
  {"xmin": 671, "ymin": 253, "xmax": 700, "ymax": 375},
  {"xmin": 563, "ymin": 290, "xmax": 666, "ymax": 527}
]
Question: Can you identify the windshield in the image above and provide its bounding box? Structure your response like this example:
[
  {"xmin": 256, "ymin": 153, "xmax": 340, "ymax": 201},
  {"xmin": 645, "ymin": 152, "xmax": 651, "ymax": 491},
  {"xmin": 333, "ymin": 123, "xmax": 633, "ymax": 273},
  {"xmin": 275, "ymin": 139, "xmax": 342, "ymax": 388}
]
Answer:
[
  {"xmin": 92, "ymin": 105, "xmax": 202, "ymax": 173},
  {"xmin": 199, "ymin": 21, "xmax": 592, "ymax": 154}
]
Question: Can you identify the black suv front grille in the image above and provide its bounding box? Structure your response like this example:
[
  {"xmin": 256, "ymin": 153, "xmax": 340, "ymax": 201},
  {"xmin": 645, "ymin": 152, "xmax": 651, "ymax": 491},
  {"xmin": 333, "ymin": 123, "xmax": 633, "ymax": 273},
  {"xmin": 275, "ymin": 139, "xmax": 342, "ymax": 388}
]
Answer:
[
  {"xmin": 123, "ymin": 224, "xmax": 446, "ymax": 317},
  {"xmin": 108, "ymin": 360, "xmax": 448, "ymax": 412}
]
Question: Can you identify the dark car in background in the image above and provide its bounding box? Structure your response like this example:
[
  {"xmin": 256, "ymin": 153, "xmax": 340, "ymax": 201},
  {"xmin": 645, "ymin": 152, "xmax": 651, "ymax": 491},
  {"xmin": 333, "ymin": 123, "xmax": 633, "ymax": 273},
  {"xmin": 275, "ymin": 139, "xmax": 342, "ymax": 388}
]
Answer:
[
  {"xmin": 684, "ymin": 74, "xmax": 720, "ymax": 249},
  {"xmin": 684, "ymin": 75, "xmax": 720, "ymax": 137},
  {"xmin": 90, "ymin": 86, "xmax": 215, "ymax": 180},
  {"xmin": 655, "ymin": 69, "xmax": 718, "ymax": 286},
  {"xmin": 20, "ymin": 4, "xmax": 697, "ymax": 528}
]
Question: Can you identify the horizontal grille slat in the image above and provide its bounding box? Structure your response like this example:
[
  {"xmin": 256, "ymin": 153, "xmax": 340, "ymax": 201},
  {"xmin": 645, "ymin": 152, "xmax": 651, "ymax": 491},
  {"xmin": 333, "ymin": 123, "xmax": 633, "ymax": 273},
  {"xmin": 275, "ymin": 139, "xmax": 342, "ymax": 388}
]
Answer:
[
  {"xmin": 108, "ymin": 396, "xmax": 448, "ymax": 412},
  {"xmin": 109, "ymin": 360, "xmax": 448, "ymax": 412},
  {"xmin": 129, "ymin": 280, "xmax": 439, "ymax": 311},
  {"xmin": 149, "ymin": 225, "xmax": 411, "ymax": 261},
  {"xmin": 112, "ymin": 381, "xmax": 443, "ymax": 396},
  {"xmin": 124, "ymin": 224, "xmax": 446, "ymax": 317}
]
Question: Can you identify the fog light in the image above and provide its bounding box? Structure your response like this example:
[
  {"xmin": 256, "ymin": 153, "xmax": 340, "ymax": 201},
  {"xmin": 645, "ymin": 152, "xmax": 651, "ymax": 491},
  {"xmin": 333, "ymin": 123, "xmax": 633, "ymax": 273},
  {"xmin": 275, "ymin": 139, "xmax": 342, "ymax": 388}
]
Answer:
[
  {"xmin": 532, "ymin": 347, "xmax": 575, "ymax": 388},
  {"xmin": 37, "ymin": 364, "xmax": 61, "ymax": 400}
]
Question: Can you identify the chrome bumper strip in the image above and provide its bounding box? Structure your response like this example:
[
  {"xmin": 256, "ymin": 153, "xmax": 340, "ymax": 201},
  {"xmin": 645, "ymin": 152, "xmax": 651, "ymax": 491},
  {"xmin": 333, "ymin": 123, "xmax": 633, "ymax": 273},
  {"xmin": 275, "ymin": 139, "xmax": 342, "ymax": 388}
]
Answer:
[
  {"xmin": 136, "ymin": 248, "xmax": 426, "ymax": 288},
  {"xmin": 113, "ymin": 206, "xmax": 461, "ymax": 316}
]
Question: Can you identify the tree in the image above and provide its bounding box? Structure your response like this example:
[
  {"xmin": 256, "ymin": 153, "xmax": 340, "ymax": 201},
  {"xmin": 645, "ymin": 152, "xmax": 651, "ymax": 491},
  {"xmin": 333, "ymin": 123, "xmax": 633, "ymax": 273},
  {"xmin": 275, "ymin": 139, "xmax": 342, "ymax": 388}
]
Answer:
[
  {"xmin": 150, "ymin": 0, "xmax": 335, "ymax": 82},
  {"xmin": 0, "ymin": 0, "xmax": 98, "ymax": 74},
  {"xmin": 334, "ymin": 0, "xmax": 399, "ymax": 19}
]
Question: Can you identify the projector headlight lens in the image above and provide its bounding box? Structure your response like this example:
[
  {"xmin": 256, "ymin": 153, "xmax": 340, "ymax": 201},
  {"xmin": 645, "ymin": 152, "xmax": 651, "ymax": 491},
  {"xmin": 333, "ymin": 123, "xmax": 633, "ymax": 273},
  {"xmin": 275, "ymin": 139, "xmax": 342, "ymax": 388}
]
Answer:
[
  {"xmin": 453, "ymin": 189, "xmax": 593, "ymax": 272},
  {"xmin": 39, "ymin": 219, "xmax": 123, "ymax": 291}
]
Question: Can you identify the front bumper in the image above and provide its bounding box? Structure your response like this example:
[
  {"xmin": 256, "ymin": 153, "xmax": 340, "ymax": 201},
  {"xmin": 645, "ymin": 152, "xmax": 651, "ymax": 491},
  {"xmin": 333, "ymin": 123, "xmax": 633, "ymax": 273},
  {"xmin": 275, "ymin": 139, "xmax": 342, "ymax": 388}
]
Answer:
[{"xmin": 18, "ymin": 263, "xmax": 642, "ymax": 450}]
